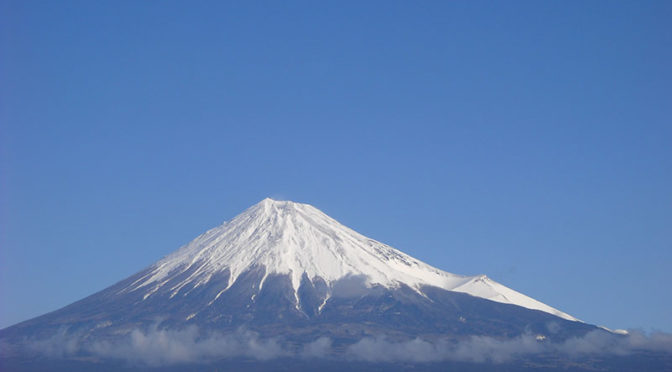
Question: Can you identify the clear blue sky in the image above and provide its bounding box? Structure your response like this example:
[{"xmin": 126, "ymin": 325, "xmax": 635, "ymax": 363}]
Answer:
[{"xmin": 1, "ymin": 1, "xmax": 670, "ymax": 332}]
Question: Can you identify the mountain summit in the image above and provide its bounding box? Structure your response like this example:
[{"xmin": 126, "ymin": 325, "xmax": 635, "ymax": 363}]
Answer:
[{"xmin": 128, "ymin": 198, "xmax": 576, "ymax": 321}]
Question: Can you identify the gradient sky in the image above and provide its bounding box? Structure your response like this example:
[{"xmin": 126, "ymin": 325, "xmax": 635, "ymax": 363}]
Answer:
[{"xmin": 1, "ymin": 1, "xmax": 670, "ymax": 332}]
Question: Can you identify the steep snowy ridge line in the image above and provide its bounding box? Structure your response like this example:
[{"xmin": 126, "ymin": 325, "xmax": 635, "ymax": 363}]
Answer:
[{"xmin": 127, "ymin": 198, "xmax": 578, "ymax": 322}]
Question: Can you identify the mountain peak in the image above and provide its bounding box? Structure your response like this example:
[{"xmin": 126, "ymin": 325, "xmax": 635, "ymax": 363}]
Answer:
[
  {"xmin": 250, "ymin": 198, "xmax": 324, "ymax": 222},
  {"xmin": 257, "ymin": 197, "xmax": 293, "ymax": 207},
  {"xmin": 126, "ymin": 199, "xmax": 578, "ymax": 321}
]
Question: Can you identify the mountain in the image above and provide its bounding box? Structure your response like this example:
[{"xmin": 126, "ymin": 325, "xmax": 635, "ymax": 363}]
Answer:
[
  {"xmin": 2, "ymin": 199, "xmax": 668, "ymax": 371},
  {"xmin": 130, "ymin": 198, "xmax": 576, "ymax": 320}
]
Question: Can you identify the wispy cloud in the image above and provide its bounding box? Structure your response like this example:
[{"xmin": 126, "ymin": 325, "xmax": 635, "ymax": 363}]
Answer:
[
  {"xmin": 24, "ymin": 325, "xmax": 286, "ymax": 366},
  {"xmin": 346, "ymin": 330, "xmax": 672, "ymax": 363},
  {"xmin": 17, "ymin": 326, "xmax": 672, "ymax": 366}
]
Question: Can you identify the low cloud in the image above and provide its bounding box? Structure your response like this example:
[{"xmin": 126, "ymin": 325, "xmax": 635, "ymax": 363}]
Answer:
[
  {"xmin": 24, "ymin": 325, "xmax": 286, "ymax": 366},
  {"xmin": 301, "ymin": 336, "xmax": 333, "ymax": 359},
  {"xmin": 17, "ymin": 326, "xmax": 672, "ymax": 366},
  {"xmin": 346, "ymin": 335, "xmax": 543, "ymax": 363},
  {"xmin": 346, "ymin": 330, "xmax": 672, "ymax": 363}
]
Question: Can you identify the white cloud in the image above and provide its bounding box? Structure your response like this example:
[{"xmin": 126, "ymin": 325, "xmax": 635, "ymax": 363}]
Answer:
[{"xmin": 20, "ymin": 326, "xmax": 672, "ymax": 366}]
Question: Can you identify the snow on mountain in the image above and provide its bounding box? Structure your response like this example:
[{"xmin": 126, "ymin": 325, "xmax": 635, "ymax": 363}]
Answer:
[{"xmin": 125, "ymin": 198, "xmax": 578, "ymax": 321}]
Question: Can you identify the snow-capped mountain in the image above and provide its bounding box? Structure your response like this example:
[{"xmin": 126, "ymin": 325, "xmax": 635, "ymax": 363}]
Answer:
[
  {"xmin": 3, "ymin": 198, "xmax": 610, "ymax": 371},
  {"xmin": 127, "ymin": 198, "xmax": 576, "ymax": 321}
]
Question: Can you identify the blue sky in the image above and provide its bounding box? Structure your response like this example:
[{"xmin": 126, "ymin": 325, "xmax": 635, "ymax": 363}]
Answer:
[{"xmin": 1, "ymin": 1, "xmax": 670, "ymax": 332}]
